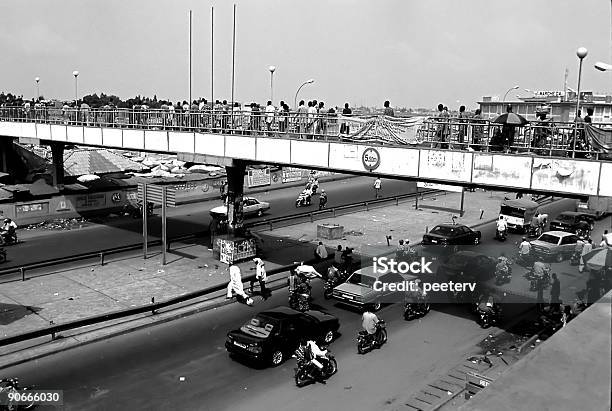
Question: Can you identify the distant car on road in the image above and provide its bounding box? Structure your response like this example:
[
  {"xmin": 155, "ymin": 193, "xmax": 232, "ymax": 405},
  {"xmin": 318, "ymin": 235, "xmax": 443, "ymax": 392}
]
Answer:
[
  {"xmin": 530, "ymin": 231, "xmax": 579, "ymax": 262},
  {"xmin": 436, "ymin": 251, "xmax": 496, "ymax": 282},
  {"xmin": 422, "ymin": 224, "xmax": 482, "ymax": 253},
  {"xmin": 225, "ymin": 306, "xmax": 339, "ymax": 366},
  {"xmin": 209, "ymin": 196, "xmax": 270, "ymax": 219},
  {"xmin": 549, "ymin": 211, "xmax": 595, "ymax": 233},
  {"xmin": 332, "ymin": 267, "xmax": 415, "ymax": 311}
]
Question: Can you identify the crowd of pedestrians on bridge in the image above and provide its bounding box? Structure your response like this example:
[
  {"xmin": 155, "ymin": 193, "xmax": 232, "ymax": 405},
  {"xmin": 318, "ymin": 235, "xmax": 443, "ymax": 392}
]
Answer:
[{"xmin": 1, "ymin": 91, "xmax": 607, "ymax": 159}]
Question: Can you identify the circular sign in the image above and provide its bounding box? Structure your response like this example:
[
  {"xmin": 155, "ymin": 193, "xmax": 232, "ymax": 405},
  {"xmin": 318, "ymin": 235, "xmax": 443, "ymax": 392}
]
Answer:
[
  {"xmin": 111, "ymin": 192, "xmax": 121, "ymax": 203},
  {"xmin": 200, "ymin": 183, "xmax": 210, "ymax": 193},
  {"xmin": 362, "ymin": 147, "xmax": 381, "ymax": 171}
]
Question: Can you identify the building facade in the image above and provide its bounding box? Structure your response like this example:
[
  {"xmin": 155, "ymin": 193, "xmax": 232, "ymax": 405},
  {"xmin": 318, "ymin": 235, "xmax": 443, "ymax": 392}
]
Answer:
[{"xmin": 479, "ymin": 91, "xmax": 612, "ymax": 123}]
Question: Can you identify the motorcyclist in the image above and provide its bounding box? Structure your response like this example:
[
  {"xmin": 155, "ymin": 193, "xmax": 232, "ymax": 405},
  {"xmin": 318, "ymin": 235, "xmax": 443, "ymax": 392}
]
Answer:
[
  {"xmin": 327, "ymin": 265, "xmax": 341, "ymax": 284},
  {"xmin": 496, "ymin": 254, "xmax": 511, "ymax": 276},
  {"xmin": 478, "ymin": 295, "xmax": 495, "ymax": 314},
  {"xmin": 0, "ymin": 218, "xmax": 17, "ymax": 243},
  {"xmin": 574, "ymin": 220, "xmax": 590, "ymax": 239},
  {"xmin": 518, "ymin": 237, "xmax": 531, "ymax": 261},
  {"xmin": 532, "ymin": 258, "xmax": 551, "ymax": 280},
  {"xmin": 362, "ymin": 307, "xmax": 380, "ymax": 343},
  {"xmin": 319, "ymin": 189, "xmax": 328, "ymax": 210},
  {"xmin": 296, "ymin": 339, "xmax": 327, "ymax": 378},
  {"xmin": 496, "ymin": 216, "xmax": 508, "ymax": 237}
]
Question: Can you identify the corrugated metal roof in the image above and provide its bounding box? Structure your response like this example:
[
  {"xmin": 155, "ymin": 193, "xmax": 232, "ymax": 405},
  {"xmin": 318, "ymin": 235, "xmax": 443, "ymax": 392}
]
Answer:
[{"xmin": 63, "ymin": 149, "xmax": 147, "ymax": 177}]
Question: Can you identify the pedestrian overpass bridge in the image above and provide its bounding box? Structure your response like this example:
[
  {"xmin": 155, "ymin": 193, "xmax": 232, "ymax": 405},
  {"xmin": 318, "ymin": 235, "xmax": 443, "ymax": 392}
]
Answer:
[{"xmin": 1, "ymin": 119, "xmax": 611, "ymax": 198}]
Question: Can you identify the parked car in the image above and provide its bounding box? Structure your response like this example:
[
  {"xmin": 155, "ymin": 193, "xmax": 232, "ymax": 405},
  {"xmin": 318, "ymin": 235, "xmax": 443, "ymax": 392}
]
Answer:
[
  {"xmin": 549, "ymin": 211, "xmax": 595, "ymax": 233},
  {"xmin": 422, "ymin": 224, "xmax": 482, "ymax": 253},
  {"xmin": 530, "ymin": 231, "xmax": 579, "ymax": 263},
  {"xmin": 225, "ymin": 306, "xmax": 339, "ymax": 367},
  {"xmin": 332, "ymin": 267, "xmax": 415, "ymax": 311},
  {"xmin": 210, "ymin": 196, "xmax": 270, "ymax": 219},
  {"xmin": 436, "ymin": 251, "xmax": 496, "ymax": 282}
]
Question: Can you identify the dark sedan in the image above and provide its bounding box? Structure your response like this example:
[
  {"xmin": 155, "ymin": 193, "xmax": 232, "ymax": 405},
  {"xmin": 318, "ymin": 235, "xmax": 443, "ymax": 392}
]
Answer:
[
  {"xmin": 436, "ymin": 251, "xmax": 497, "ymax": 282},
  {"xmin": 549, "ymin": 211, "xmax": 594, "ymax": 233},
  {"xmin": 225, "ymin": 306, "xmax": 340, "ymax": 367},
  {"xmin": 422, "ymin": 224, "xmax": 481, "ymax": 252}
]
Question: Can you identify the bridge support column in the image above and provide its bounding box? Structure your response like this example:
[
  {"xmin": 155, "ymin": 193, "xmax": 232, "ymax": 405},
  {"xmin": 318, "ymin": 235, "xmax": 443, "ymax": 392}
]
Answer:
[
  {"xmin": 225, "ymin": 160, "xmax": 246, "ymax": 235},
  {"xmin": 50, "ymin": 142, "xmax": 65, "ymax": 189},
  {"xmin": 0, "ymin": 139, "xmax": 10, "ymax": 173}
]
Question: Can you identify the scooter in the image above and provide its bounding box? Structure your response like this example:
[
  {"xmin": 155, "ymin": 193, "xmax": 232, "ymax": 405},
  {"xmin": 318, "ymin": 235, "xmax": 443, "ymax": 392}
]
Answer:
[
  {"xmin": 495, "ymin": 229, "xmax": 507, "ymax": 241},
  {"xmin": 294, "ymin": 351, "xmax": 337, "ymax": 387},
  {"xmin": 0, "ymin": 378, "xmax": 35, "ymax": 409},
  {"xmin": 0, "ymin": 231, "xmax": 18, "ymax": 246},
  {"xmin": 357, "ymin": 319, "xmax": 387, "ymax": 354},
  {"xmin": 570, "ymin": 251, "xmax": 581, "ymax": 266},
  {"xmin": 295, "ymin": 192, "xmax": 312, "ymax": 208},
  {"xmin": 527, "ymin": 225, "xmax": 541, "ymax": 238},
  {"xmin": 403, "ymin": 301, "xmax": 431, "ymax": 320},
  {"xmin": 476, "ymin": 304, "xmax": 502, "ymax": 328},
  {"xmin": 319, "ymin": 194, "xmax": 328, "ymax": 210},
  {"xmin": 494, "ymin": 264, "xmax": 512, "ymax": 285}
]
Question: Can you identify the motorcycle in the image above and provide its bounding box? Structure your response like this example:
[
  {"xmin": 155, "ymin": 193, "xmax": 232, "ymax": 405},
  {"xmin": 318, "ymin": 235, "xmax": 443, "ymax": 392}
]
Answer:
[
  {"xmin": 403, "ymin": 301, "xmax": 430, "ymax": 320},
  {"xmin": 319, "ymin": 194, "xmax": 328, "ymax": 210},
  {"xmin": 357, "ymin": 319, "xmax": 387, "ymax": 354},
  {"xmin": 294, "ymin": 351, "xmax": 337, "ymax": 387},
  {"xmin": 526, "ymin": 267, "xmax": 551, "ymax": 291},
  {"xmin": 0, "ymin": 231, "xmax": 18, "ymax": 246},
  {"xmin": 575, "ymin": 228, "xmax": 590, "ymax": 241},
  {"xmin": 570, "ymin": 251, "xmax": 581, "ymax": 266},
  {"xmin": 527, "ymin": 225, "xmax": 541, "ymax": 238},
  {"xmin": 0, "ymin": 378, "xmax": 35, "ymax": 410},
  {"xmin": 494, "ymin": 264, "xmax": 512, "ymax": 285},
  {"xmin": 494, "ymin": 229, "xmax": 507, "ymax": 241},
  {"xmin": 295, "ymin": 192, "xmax": 312, "ymax": 208},
  {"xmin": 476, "ymin": 304, "xmax": 502, "ymax": 328},
  {"xmin": 289, "ymin": 286, "xmax": 312, "ymax": 311}
]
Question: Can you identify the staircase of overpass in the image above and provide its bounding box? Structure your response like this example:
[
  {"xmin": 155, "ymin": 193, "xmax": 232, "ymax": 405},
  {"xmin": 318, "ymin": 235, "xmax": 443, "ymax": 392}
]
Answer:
[{"xmin": 1, "ymin": 109, "xmax": 612, "ymax": 199}]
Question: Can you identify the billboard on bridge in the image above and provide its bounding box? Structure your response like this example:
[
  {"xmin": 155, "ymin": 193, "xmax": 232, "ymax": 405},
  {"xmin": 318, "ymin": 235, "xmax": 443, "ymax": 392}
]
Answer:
[
  {"xmin": 418, "ymin": 150, "xmax": 472, "ymax": 182},
  {"xmin": 530, "ymin": 158, "xmax": 600, "ymax": 195},
  {"xmin": 472, "ymin": 154, "xmax": 532, "ymax": 188}
]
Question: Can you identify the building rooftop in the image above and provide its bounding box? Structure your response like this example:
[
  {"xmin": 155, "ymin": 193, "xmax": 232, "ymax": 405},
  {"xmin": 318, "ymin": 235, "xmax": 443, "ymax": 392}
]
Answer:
[{"xmin": 63, "ymin": 148, "xmax": 147, "ymax": 177}]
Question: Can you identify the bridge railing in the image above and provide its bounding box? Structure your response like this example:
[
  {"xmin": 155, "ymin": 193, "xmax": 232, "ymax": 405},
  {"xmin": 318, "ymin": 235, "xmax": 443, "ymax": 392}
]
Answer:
[{"xmin": 1, "ymin": 105, "xmax": 610, "ymax": 160}]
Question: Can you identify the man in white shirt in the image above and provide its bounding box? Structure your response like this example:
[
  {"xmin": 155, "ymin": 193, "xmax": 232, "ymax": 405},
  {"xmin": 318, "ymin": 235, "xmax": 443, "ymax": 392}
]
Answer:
[
  {"xmin": 579, "ymin": 239, "xmax": 593, "ymax": 273},
  {"xmin": 307, "ymin": 101, "xmax": 317, "ymax": 138},
  {"xmin": 315, "ymin": 241, "xmax": 328, "ymax": 261},
  {"xmin": 374, "ymin": 178, "xmax": 382, "ymax": 199},
  {"xmin": 265, "ymin": 100, "xmax": 275, "ymax": 136},
  {"xmin": 600, "ymin": 230, "xmax": 612, "ymax": 248}
]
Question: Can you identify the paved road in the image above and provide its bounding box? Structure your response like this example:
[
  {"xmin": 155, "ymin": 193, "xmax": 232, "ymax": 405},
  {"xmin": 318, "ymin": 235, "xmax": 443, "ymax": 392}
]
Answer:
[
  {"xmin": 4, "ymin": 177, "xmax": 416, "ymax": 270},
  {"xmin": 3, "ymin": 198, "xmax": 601, "ymax": 411}
]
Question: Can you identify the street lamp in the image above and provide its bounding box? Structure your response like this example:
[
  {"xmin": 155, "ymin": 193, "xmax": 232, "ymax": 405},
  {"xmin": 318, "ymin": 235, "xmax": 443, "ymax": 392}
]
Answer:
[
  {"xmin": 502, "ymin": 85, "xmax": 520, "ymax": 102},
  {"xmin": 595, "ymin": 61, "xmax": 612, "ymax": 71},
  {"xmin": 294, "ymin": 79, "xmax": 314, "ymax": 110},
  {"xmin": 72, "ymin": 70, "xmax": 79, "ymax": 104},
  {"xmin": 573, "ymin": 47, "xmax": 588, "ymax": 158},
  {"xmin": 268, "ymin": 66, "xmax": 276, "ymax": 102},
  {"xmin": 35, "ymin": 77, "xmax": 40, "ymax": 101}
]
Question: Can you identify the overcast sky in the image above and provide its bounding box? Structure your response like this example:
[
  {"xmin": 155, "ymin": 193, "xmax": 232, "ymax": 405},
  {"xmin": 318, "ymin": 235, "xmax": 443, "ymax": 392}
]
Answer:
[{"xmin": 1, "ymin": 0, "xmax": 610, "ymax": 109}]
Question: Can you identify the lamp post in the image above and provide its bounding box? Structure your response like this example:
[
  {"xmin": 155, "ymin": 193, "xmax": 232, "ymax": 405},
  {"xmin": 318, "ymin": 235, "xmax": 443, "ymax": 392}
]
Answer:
[
  {"xmin": 595, "ymin": 61, "xmax": 612, "ymax": 71},
  {"xmin": 502, "ymin": 85, "xmax": 519, "ymax": 102},
  {"xmin": 72, "ymin": 70, "xmax": 79, "ymax": 104},
  {"xmin": 294, "ymin": 79, "xmax": 314, "ymax": 110},
  {"xmin": 573, "ymin": 47, "xmax": 588, "ymax": 158},
  {"xmin": 268, "ymin": 66, "xmax": 276, "ymax": 102},
  {"xmin": 35, "ymin": 77, "xmax": 40, "ymax": 101}
]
